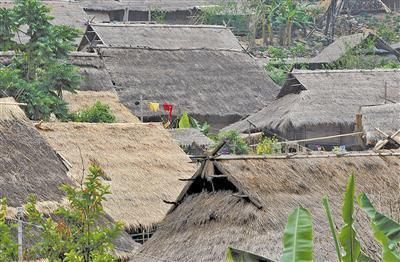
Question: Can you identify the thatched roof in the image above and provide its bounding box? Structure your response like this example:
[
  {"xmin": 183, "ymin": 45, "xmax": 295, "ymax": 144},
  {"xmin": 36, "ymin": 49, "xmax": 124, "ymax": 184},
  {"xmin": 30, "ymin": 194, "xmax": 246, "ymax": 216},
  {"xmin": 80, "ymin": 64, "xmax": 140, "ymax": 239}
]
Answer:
[
  {"xmin": 309, "ymin": 33, "xmax": 398, "ymax": 65},
  {"xmin": 100, "ymin": 48, "xmax": 279, "ymax": 121},
  {"xmin": 0, "ymin": 98, "xmax": 69, "ymax": 210},
  {"xmin": 37, "ymin": 122, "xmax": 196, "ymax": 231},
  {"xmin": 80, "ymin": 0, "xmax": 223, "ymax": 11},
  {"xmin": 360, "ymin": 103, "xmax": 400, "ymax": 145},
  {"xmin": 135, "ymin": 153, "xmax": 400, "ymax": 261},
  {"xmin": 343, "ymin": 0, "xmax": 391, "ymax": 14},
  {"xmin": 68, "ymin": 52, "xmax": 114, "ymax": 91},
  {"xmin": 79, "ymin": 23, "xmax": 244, "ymax": 50},
  {"xmin": 224, "ymin": 69, "xmax": 400, "ymax": 133},
  {"xmin": 63, "ymin": 90, "xmax": 140, "ymax": 123},
  {"xmin": 168, "ymin": 128, "xmax": 213, "ymax": 147}
]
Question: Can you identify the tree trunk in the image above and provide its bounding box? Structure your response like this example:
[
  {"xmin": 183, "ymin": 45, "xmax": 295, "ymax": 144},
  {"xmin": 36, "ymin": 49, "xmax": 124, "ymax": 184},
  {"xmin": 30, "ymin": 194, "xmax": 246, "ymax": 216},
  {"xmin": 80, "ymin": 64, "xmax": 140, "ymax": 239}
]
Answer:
[{"xmin": 267, "ymin": 16, "xmax": 273, "ymax": 45}]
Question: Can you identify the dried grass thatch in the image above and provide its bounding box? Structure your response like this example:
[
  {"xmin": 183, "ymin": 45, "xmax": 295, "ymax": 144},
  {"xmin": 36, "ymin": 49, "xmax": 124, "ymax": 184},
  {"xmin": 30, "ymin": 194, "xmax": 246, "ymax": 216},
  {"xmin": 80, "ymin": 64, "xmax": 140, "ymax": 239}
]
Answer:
[
  {"xmin": 80, "ymin": 0, "xmax": 224, "ymax": 11},
  {"xmin": 225, "ymin": 69, "xmax": 400, "ymax": 133},
  {"xmin": 361, "ymin": 103, "xmax": 400, "ymax": 145},
  {"xmin": 135, "ymin": 153, "xmax": 400, "ymax": 261},
  {"xmin": 100, "ymin": 48, "xmax": 279, "ymax": 126},
  {"xmin": 68, "ymin": 52, "xmax": 114, "ymax": 91},
  {"xmin": 168, "ymin": 128, "xmax": 213, "ymax": 147},
  {"xmin": 63, "ymin": 90, "xmax": 140, "ymax": 123},
  {"xmin": 81, "ymin": 23, "xmax": 243, "ymax": 50},
  {"xmin": 37, "ymin": 122, "xmax": 196, "ymax": 231}
]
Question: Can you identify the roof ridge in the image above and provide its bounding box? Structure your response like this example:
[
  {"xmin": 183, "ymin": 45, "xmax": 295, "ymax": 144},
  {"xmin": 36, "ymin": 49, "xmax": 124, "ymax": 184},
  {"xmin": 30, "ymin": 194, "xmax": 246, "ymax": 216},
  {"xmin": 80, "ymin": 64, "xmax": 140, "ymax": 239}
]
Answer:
[
  {"xmin": 90, "ymin": 23, "xmax": 228, "ymax": 29},
  {"xmin": 293, "ymin": 68, "xmax": 400, "ymax": 74}
]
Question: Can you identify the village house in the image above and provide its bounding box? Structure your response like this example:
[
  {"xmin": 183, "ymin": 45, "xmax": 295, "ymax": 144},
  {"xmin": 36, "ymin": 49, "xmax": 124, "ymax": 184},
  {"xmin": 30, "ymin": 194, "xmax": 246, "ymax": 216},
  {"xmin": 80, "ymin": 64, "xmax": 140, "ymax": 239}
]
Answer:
[
  {"xmin": 0, "ymin": 98, "xmax": 139, "ymax": 259},
  {"xmin": 37, "ymin": 121, "xmax": 196, "ymax": 243},
  {"xmin": 224, "ymin": 69, "xmax": 400, "ymax": 150},
  {"xmin": 168, "ymin": 128, "xmax": 213, "ymax": 155},
  {"xmin": 79, "ymin": 0, "xmax": 222, "ymax": 24},
  {"xmin": 78, "ymin": 23, "xmax": 279, "ymax": 130},
  {"xmin": 358, "ymin": 103, "xmax": 400, "ymax": 149},
  {"xmin": 133, "ymin": 153, "xmax": 400, "ymax": 261}
]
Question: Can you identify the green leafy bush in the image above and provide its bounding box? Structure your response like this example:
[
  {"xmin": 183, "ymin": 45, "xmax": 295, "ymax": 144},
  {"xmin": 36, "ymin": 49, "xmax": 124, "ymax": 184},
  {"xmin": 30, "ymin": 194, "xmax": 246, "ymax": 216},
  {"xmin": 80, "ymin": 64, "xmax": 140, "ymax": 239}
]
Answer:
[
  {"xmin": 217, "ymin": 130, "xmax": 249, "ymax": 155},
  {"xmin": 70, "ymin": 101, "xmax": 116, "ymax": 123},
  {"xmin": 256, "ymin": 136, "xmax": 282, "ymax": 155}
]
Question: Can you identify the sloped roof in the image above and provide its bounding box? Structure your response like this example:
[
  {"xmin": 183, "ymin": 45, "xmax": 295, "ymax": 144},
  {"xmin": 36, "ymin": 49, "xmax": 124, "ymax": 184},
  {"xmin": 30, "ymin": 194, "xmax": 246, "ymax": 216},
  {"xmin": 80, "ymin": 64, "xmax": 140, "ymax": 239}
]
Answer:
[
  {"xmin": 63, "ymin": 90, "xmax": 140, "ymax": 123},
  {"xmin": 101, "ymin": 48, "xmax": 279, "ymax": 119},
  {"xmin": 135, "ymin": 153, "xmax": 400, "ymax": 261},
  {"xmin": 344, "ymin": 0, "xmax": 390, "ymax": 13},
  {"xmin": 81, "ymin": 23, "xmax": 243, "ymax": 50},
  {"xmin": 361, "ymin": 103, "xmax": 400, "ymax": 144},
  {"xmin": 168, "ymin": 128, "xmax": 213, "ymax": 147},
  {"xmin": 80, "ymin": 0, "xmax": 223, "ymax": 11},
  {"xmin": 38, "ymin": 122, "xmax": 196, "ymax": 231},
  {"xmin": 224, "ymin": 69, "xmax": 400, "ymax": 133}
]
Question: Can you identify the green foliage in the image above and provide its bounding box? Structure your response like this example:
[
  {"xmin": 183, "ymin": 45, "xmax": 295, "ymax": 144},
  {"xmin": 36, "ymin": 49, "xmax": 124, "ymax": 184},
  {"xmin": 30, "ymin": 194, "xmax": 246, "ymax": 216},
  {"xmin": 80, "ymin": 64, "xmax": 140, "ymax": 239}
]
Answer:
[
  {"xmin": 178, "ymin": 111, "xmax": 210, "ymax": 135},
  {"xmin": 151, "ymin": 9, "xmax": 167, "ymax": 23},
  {"xmin": 339, "ymin": 174, "xmax": 361, "ymax": 262},
  {"xmin": 376, "ymin": 23, "xmax": 399, "ymax": 43},
  {"xmin": 256, "ymin": 136, "xmax": 281, "ymax": 155},
  {"xmin": 217, "ymin": 130, "xmax": 249, "ymax": 155},
  {"xmin": 25, "ymin": 163, "xmax": 122, "ymax": 261},
  {"xmin": 0, "ymin": 198, "xmax": 18, "ymax": 261},
  {"xmin": 358, "ymin": 193, "xmax": 400, "ymax": 261},
  {"xmin": 70, "ymin": 101, "xmax": 116, "ymax": 123},
  {"xmin": 322, "ymin": 197, "xmax": 341, "ymax": 262},
  {"xmin": 178, "ymin": 111, "xmax": 191, "ymax": 129},
  {"xmin": 0, "ymin": 0, "xmax": 80, "ymax": 120},
  {"xmin": 281, "ymin": 206, "xmax": 313, "ymax": 262}
]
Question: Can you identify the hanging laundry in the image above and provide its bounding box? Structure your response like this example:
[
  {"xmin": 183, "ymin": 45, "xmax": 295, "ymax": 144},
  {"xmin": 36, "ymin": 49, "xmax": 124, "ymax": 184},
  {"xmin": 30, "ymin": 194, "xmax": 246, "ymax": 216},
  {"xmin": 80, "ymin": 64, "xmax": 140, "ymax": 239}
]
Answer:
[
  {"xmin": 148, "ymin": 102, "xmax": 159, "ymax": 112},
  {"xmin": 163, "ymin": 103, "xmax": 174, "ymax": 121}
]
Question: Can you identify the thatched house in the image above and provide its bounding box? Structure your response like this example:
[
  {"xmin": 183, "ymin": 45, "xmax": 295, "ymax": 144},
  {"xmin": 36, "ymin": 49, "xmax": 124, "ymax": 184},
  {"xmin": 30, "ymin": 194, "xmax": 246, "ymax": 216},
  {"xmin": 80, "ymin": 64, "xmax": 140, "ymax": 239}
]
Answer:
[
  {"xmin": 0, "ymin": 98, "xmax": 138, "ymax": 258},
  {"xmin": 295, "ymin": 33, "xmax": 400, "ymax": 69},
  {"xmin": 359, "ymin": 103, "xmax": 400, "ymax": 148},
  {"xmin": 343, "ymin": 0, "xmax": 391, "ymax": 14},
  {"xmin": 80, "ymin": 0, "xmax": 222, "ymax": 23},
  {"xmin": 134, "ymin": 153, "xmax": 400, "ymax": 261},
  {"xmin": 37, "ymin": 122, "xmax": 196, "ymax": 241},
  {"xmin": 224, "ymin": 69, "xmax": 400, "ymax": 149},
  {"xmin": 382, "ymin": 0, "xmax": 400, "ymax": 10},
  {"xmin": 168, "ymin": 128, "xmax": 213, "ymax": 155},
  {"xmin": 78, "ymin": 23, "xmax": 279, "ymax": 130},
  {"xmin": 63, "ymin": 90, "xmax": 140, "ymax": 123},
  {"xmin": 0, "ymin": 1, "xmax": 88, "ymax": 45}
]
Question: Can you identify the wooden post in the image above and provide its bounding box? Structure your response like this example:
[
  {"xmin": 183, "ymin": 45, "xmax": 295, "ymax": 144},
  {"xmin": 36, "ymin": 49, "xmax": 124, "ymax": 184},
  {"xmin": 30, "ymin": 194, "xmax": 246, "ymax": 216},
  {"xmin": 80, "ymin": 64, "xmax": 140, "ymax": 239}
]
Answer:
[
  {"xmin": 123, "ymin": 8, "xmax": 129, "ymax": 22},
  {"xmin": 384, "ymin": 82, "xmax": 387, "ymax": 104},
  {"xmin": 17, "ymin": 207, "xmax": 24, "ymax": 262},
  {"xmin": 140, "ymin": 95, "xmax": 143, "ymax": 122},
  {"xmin": 148, "ymin": 10, "xmax": 151, "ymax": 22}
]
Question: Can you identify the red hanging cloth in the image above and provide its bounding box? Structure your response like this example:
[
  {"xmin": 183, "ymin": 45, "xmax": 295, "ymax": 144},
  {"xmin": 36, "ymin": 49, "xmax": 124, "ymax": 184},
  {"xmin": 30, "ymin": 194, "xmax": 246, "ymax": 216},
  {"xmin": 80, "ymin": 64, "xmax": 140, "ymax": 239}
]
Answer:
[{"xmin": 163, "ymin": 103, "xmax": 173, "ymax": 121}]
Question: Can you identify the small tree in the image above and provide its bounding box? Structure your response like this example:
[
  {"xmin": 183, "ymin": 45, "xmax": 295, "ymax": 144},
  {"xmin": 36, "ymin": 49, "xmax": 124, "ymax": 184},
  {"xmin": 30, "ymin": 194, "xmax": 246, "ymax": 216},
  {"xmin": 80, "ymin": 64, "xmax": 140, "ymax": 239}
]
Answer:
[
  {"xmin": 0, "ymin": 0, "xmax": 81, "ymax": 120},
  {"xmin": 25, "ymin": 163, "xmax": 123, "ymax": 261},
  {"xmin": 217, "ymin": 130, "xmax": 249, "ymax": 155},
  {"xmin": 70, "ymin": 101, "xmax": 116, "ymax": 123},
  {"xmin": 0, "ymin": 198, "xmax": 18, "ymax": 261}
]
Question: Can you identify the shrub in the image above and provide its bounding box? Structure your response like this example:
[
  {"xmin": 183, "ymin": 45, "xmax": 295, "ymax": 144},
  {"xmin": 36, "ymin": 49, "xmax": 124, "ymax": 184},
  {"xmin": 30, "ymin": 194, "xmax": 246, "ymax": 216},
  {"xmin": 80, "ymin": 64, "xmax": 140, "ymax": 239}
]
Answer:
[
  {"xmin": 70, "ymin": 101, "xmax": 116, "ymax": 123},
  {"xmin": 217, "ymin": 130, "xmax": 249, "ymax": 155},
  {"xmin": 256, "ymin": 136, "xmax": 282, "ymax": 155}
]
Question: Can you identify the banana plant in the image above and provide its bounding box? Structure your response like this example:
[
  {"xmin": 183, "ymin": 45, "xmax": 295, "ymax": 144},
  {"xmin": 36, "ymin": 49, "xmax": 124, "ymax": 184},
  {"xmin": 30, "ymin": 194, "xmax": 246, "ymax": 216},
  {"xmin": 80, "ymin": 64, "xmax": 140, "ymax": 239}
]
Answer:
[
  {"xmin": 281, "ymin": 206, "xmax": 313, "ymax": 262},
  {"xmin": 358, "ymin": 193, "xmax": 400, "ymax": 261}
]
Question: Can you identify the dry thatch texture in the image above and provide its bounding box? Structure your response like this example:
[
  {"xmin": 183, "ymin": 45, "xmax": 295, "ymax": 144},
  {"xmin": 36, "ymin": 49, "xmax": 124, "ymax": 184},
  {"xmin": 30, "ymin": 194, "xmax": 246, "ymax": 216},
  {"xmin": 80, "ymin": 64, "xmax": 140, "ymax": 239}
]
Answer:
[
  {"xmin": 344, "ymin": 0, "xmax": 390, "ymax": 13},
  {"xmin": 63, "ymin": 90, "xmax": 140, "ymax": 123},
  {"xmin": 361, "ymin": 103, "xmax": 400, "ymax": 144},
  {"xmin": 168, "ymin": 128, "xmax": 213, "ymax": 147},
  {"xmin": 101, "ymin": 48, "xmax": 279, "ymax": 121},
  {"xmin": 0, "ymin": 97, "xmax": 28, "ymax": 122},
  {"xmin": 135, "ymin": 154, "xmax": 400, "ymax": 261},
  {"xmin": 80, "ymin": 0, "xmax": 224, "ymax": 11},
  {"xmin": 225, "ymin": 69, "xmax": 400, "ymax": 133},
  {"xmin": 68, "ymin": 52, "xmax": 115, "ymax": 91},
  {"xmin": 86, "ymin": 23, "xmax": 243, "ymax": 50},
  {"xmin": 38, "ymin": 122, "xmax": 196, "ymax": 231},
  {"xmin": 0, "ymin": 102, "xmax": 70, "ymax": 209},
  {"xmin": 310, "ymin": 33, "xmax": 367, "ymax": 64}
]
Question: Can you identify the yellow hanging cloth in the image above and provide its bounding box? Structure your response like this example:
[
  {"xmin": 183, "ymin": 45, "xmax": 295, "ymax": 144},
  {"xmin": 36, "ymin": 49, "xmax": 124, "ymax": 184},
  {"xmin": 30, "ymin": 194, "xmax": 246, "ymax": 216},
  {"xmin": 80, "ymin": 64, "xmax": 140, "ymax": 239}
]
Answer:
[{"xmin": 148, "ymin": 102, "xmax": 159, "ymax": 112}]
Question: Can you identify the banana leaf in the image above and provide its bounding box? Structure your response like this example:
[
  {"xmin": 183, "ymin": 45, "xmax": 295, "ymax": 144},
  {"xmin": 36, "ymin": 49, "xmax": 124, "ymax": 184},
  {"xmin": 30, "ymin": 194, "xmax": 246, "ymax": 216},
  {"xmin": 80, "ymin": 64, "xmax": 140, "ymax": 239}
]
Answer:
[
  {"xmin": 322, "ymin": 196, "xmax": 342, "ymax": 261},
  {"xmin": 339, "ymin": 174, "xmax": 361, "ymax": 262},
  {"xmin": 281, "ymin": 206, "xmax": 313, "ymax": 262},
  {"xmin": 358, "ymin": 193, "xmax": 400, "ymax": 261}
]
